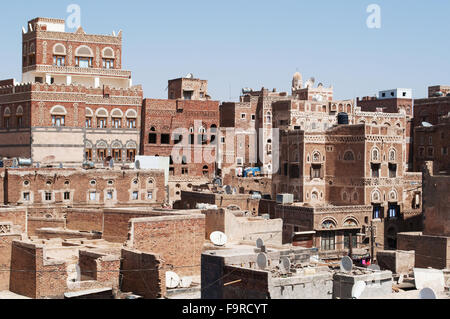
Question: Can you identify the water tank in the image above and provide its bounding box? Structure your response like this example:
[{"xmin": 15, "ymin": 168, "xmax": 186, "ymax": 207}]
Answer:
[
  {"xmin": 337, "ymin": 112, "xmax": 349, "ymax": 125},
  {"xmin": 276, "ymin": 193, "xmax": 294, "ymax": 204},
  {"xmin": 18, "ymin": 158, "xmax": 32, "ymax": 166}
]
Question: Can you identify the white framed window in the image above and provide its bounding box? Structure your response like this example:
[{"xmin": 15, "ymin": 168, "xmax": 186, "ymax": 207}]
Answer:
[{"xmin": 89, "ymin": 192, "xmax": 97, "ymax": 201}]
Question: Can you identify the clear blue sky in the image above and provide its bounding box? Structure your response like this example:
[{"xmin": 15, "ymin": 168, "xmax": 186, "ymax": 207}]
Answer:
[{"xmin": 0, "ymin": 0, "xmax": 448, "ymax": 102}]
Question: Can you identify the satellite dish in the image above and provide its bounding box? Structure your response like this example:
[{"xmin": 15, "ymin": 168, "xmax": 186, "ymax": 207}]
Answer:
[
  {"xmin": 135, "ymin": 160, "xmax": 141, "ymax": 169},
  {"xmin": 256, "ymin": 238, "xmax": 264, "ymax": 249},
  {"xmin": 279, "ymin": 257, "xmax": 291, "ymax": 274},
  {"xmin": 210, "ymin": 231, "xmax": 227, "ymax": 246},
  {"xmin": 368, "ymin": 264, "xmax": 380, "ymax": 272},
  {"xmin": 421, "ymin": 122, "xmax": 433, "ymax": 127},
  {"xmin": 257, "ymin": 253, "xmax": 268, "ymax": 270},
  {"xmin": 351, "ymin": 281, "xmax": 367, "ymax": 299},
  {"xmin": 224, "ymin": 185, "xmax": 232, "ymax": 195},
  {"xmin": 340, "ymin": 256, "xmax": 353, "ymax": 273},
  {"xmin": 166, "ymin": 271, "xmax": 180, "ymax": 289},
  {"xmin": 419, "ymin": 288, "xmax": 437, "ymax": 299},
  {"xmin": 185, "ymin": 73, "xmax": 194, "ymax": 79},
  {"xmin": 180, "ymin": 277, "xmax": 193, "ymax": 288}
]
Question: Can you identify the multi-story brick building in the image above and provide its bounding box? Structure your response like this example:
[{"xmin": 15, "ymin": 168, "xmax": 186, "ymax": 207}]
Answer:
[
  {"xmin": 141, "ymin": 76, "xmax": 219, "ymax": 179},
  {"xmin": 413, "ymin": 115, "xmax": 450, "ymax": 173},
  {"xmin": 0, "ymin": 18, "xmax": 142, "ymax": 166},
  {"xmin": 357, "ymin": 88, "xmax": 414, "ymax": 170}
]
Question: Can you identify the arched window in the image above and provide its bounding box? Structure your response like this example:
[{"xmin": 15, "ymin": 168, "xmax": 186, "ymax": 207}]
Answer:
[
  {"xmin": 16, "ymin": 105, "xmax": 24, "ymax": 128},
  {"xmin": 372, "ymin": 148, "xmax": 380, "ymax": 161},
  {"xmin": 111, "ymin": 141, "xmax": 123, "ymax": 162},
  {"xmin": 53, "ymin": 44, "xmax": 66, "ymax": 66},
  {"xmin": 342, "ymin": 191, "xmax": 348, "ymax": 202},
  {"xmin": 372, "ymin": 190, "xmax": 381, "ymax": 202},
  {"xmin": 50, "ymin": 105, "xmax": 67, "ymax": 127},
  {"xmin": 311, "ymin": 191, "xmax": 319, "ymax": 201},
  {"xmin": 85, "ymin": 140, "xmax": 93, "ymax": 161},
  {"xmin": 111, "ymin": 109, "xmax": 123, "ymax": 129},
  {"xmin": 149, "ymin": 126, "xmax": 157, "ymax": 144},
  {"xmin": 321, "ymin": 219, "xmax": 336, "ymax": 229},
  {"xmin": 210, "ymin": 124, "xmax": 217, "ymax": 143},
  {"xmin": 125, "ymin": 109, "xmax": 137, "ymax": 129},
  {"xmin": 3, "ymin": 107, "xmax": 11, "ymax": 129},
  {"xmin": 96, "ymin": 108, "xmax": 108, "ymax": 128},
  {"xmin": 102, "ymin": 47, "xmax": 115, "ymax": 69},
  {"xmin": 85, "ymin": 108, "xmax": 93, "ymax": 128},
  {"xmin": 96, "ymin": 141, "xmax": 108, "ymax": 162},
  {"xmin": 343, "ymin": 218, "xmax": 358, "ymax": 228},
  {"xmin": 126, "ymin": 141, "xmax": 137, "ymax": 162},
  {"xmin": 202, "ymin": 165, "xmax": 209, "ymax": 176},
  {"xmin": 389, "ymin": 149, "xmax": 396, "ymax": 161},
  {"xmin": 312, "ymin": 151, "xmax": 321, "ymax": 162},
  {"xmin": 75, "ymin": 46, "xmax": 93, "ymax": 68},
  {"xmin": 389, "ymin": 190, "xmax": 398, "ymax": 201},
  {"xmin": 343, "ymin": 150, "xmax": 355, "ymax": 161}
]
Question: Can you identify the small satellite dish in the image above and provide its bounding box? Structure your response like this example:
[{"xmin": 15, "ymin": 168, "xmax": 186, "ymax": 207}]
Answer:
[
  {"xmin": 256, "ymin": 238, "xmax": 264, "ymax": 249},
  {"xmin": 340, "ymin": 256, "xmax": 353, "ymax": 273},
  {"xmin": 279, "ymin": 257, "xmax": 291, "ymax": 274},
  {"xmin": 185, "ymin": 73, "xmax": 194, "ymax": 79},
  {"xmin": 257, "ymin": 253, "xmax": 268, "ymax": 270},
  {"xmin": 368, "ymin": 264, "xmax": 381, "ymax": 272},
  {"xmin": 135, "ymin": 160, "xmax": 141, "ymax": 169},
  {"xmin": 351, "ymin": 281, "xmax": 367, "ymax": 299},
  {"xmin": 166, "ymin": 271, "xmax": 180, "ymax": 289},
  {"xmin": 421, "ymin": 122, "xmax": 433, "ymax": 127},
  {"xmin": 180, "ymin": 277, "xmax": 193, "ymax": 288},
  {"xmin": 224, "ymin": 185, "xmax": 232, "ymax": 195},
  {"xmin": 210, "ymin": 231, "xmax": 227, "ymax": 246},
  {"xmin": 419, "ymin": 288, "xmax": 437, "ymax": 299}
]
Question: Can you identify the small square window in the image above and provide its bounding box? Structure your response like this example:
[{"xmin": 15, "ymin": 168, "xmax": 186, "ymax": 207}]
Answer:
[
  {"xmin": 241, "ymin": 113, "xmax": 246, "ymax": 120},
  {"xmin": 106, "ymin": 191, "xmax": 114, "ymax": 200},
  {"xmin": 23, "ymin": 192, "xmax": 30, "ymax": 201},
  {"xmin": 45, "ymin": 192, "xmax": 52, "ymax": 201},
  {"xmin": 132, "ymin": 191, "xmax": 139, "ymax": 200},
  {"xmin": 147, "ymin": 192, "xmax": 153, "ymax": 200}
]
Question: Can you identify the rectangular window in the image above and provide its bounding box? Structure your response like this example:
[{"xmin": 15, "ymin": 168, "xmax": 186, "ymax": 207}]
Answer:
[
  {"xmin": 113, "ymin": 149, "xmax": 122, "ymax": 162},
  {"xmin": 17, "ymin": 116, "xmax": 23, "ymax": 128},
  {"xmin": 64, "ymin": 192, "xmax": 70, "ymax": 200},
  {"xmin": 97, "ymin": 149, "xmax": 107, "ymax": 161},
  {"xmin": 161, "ymin": 134, "xmax": 171, "ymax": 144},
  {"xmin": 106, "ymin": 191, "xmax": 114, "ymax": 200},
  {"xmin": 23, "ymin": 192, "xmax": 30, "ymax": 201},
  {"xmin": 389, "ymin": 163, "xmax": 397, "ymax": 178},
  {"xmin": 97, "ymin": 118, "xmax": 107, "ymax": 128},
  {"xmin": 147, "ymin": 192, "xmax": 153, "ymax": 200},
  {"xmin": 4, "ymin": 118, "xmax": 9, "ymax": 129},
  {"xmin": 89, "ymin": 192, "xmax": 97, "ymax": 201},
  {"xmin": 251, "ymin": 114, "xmax": 256, "ymax": 121},
  {"xmin": 103, "ymin": 59, "xmax": 114, "ymax": 69},
  {"xmin": 85, "ymin": 149, "xmax": 93, "ymax": 162},
  {"xmin": 127, "ymin": 119, "xmax": 136, "ymax": 129},
  {"xmin": 182, "ymin": 168, "xmax": 189, "ymax": 175},
  {"xmin": 132, "ymin": 191, "xmax": 139, "ymax": 200},
  {"xmin": 112, "ymin": 118, "xmax": 121, "ymax": 129},
  {"xmin": 241, "ymin": 113, "xmax": 247, "ymax": 120},
  {"xmin": 53, "ymin": 56, "xmax": 65, "ymax": 66},
  {"xmin": 321, "ymin": 231, "xmax": 335, "ymax": 251},
  {"xmin": 443, "ymin": 147, "xmax": 448, "ymax": 156},
  {"xmin": 52, "ymin": 115, "xmax": 65, "ymax": 127},
  {"xmin": 189, "ymin": 134, "xmax": 195, "ymax": 145},
  {"xmin": 373, "ymin": 205, "xmax": 382, "ymax": 219},
  {"xmin": 149, "ymin": 133, "xmax": 157, "ymax": 144},
  {"xmin": 312, "ymin": 164, "xmax": 322, "ymax": 179},
  {"xmin": 85, "ymin": 117, "xmax": 92, "ymax": 128},
  {"xmin": 45, "ymin": 192, "xmax": 52, "ymax": 201},
  {"xmin": 344, "ymin": 230, "xmax": 358, "ymax": 249},
  {"xmin": 427, "ymin": 147, "xmax": 434, "ymax": 157},
  {"xmin": 76, "ymin": 57, "xmax": 93, "ymax": 68},
  {"xmin": 371, "ymin": 163, "xmax": 380, "ymax": 178},
  {"xmin": 127, "ymin": 149, "xmax": 136, "ymax": 162},
  {"xmin": 388, "ymin": 204, "xmax": 398, "ymax": 218}
]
